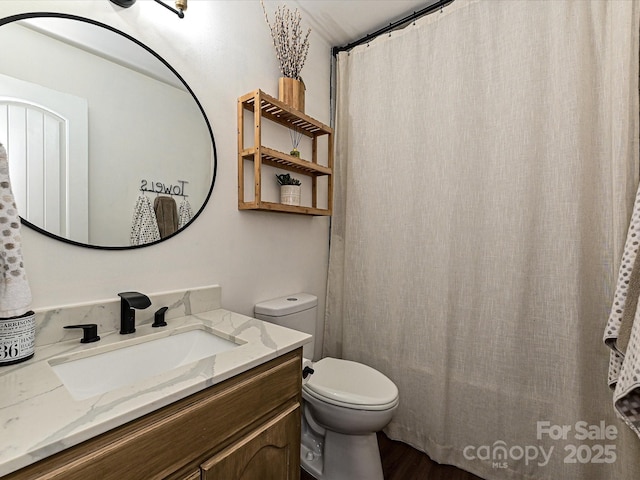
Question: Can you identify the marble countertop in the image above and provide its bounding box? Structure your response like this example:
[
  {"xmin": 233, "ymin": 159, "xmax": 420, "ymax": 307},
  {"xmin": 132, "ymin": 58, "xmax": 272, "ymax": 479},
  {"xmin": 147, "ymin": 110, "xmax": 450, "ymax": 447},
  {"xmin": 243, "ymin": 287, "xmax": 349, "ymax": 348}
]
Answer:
[{"xmin": 0, "ymin": 308, "xmax": 311, "ymax": 476}]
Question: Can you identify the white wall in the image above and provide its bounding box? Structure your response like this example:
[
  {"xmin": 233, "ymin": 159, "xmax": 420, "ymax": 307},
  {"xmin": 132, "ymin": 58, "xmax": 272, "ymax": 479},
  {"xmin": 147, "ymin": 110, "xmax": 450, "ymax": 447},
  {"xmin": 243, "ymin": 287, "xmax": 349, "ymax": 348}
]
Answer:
[{"xmin": 0, "ymin": 0, "xmax": 331, "ymax": 352}]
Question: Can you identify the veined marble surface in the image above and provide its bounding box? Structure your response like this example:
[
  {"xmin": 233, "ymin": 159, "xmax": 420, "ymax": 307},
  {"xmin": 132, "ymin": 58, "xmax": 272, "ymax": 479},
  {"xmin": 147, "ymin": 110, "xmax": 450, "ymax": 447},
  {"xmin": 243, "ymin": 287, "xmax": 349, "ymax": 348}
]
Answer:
[
  {"xmin": 33, "ymin": 285, "xmax": 223, "ymax": 347},
  {"xmin": 0, "ymin": 286, "xmax": 311, "ymax": 476}
]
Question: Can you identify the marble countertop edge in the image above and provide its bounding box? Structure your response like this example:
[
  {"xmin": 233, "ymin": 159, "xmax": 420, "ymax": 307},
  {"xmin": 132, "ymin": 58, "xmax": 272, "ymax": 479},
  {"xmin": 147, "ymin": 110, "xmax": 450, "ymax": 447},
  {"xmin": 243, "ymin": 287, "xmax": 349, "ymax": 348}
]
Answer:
[{"xmin": 0, "ymin": 307, "xmax": 311, "ymax": 476}]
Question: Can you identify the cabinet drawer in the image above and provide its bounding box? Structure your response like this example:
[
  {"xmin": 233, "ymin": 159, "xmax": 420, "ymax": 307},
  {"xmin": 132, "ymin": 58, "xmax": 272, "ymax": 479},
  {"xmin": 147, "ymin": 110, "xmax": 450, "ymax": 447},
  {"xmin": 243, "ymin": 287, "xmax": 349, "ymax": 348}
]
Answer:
[{"xmin": 6, "ymin": 350, "xmax": 302, "ymax": 480}]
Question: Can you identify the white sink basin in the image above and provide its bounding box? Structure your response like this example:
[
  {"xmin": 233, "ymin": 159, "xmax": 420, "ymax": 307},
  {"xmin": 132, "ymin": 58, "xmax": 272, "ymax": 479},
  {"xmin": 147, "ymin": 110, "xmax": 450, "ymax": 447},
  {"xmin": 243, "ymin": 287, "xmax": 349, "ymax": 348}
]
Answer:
[{"xmin": 51, "ymin": 329, "xmax": 238, "ymax": 400}]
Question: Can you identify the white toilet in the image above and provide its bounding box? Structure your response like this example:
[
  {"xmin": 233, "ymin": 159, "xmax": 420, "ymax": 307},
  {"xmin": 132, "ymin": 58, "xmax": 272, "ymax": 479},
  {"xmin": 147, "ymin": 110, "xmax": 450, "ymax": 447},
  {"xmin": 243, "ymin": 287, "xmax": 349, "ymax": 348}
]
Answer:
[{"xmin": 254, "ymin": 293, "xmax": 399, "ymax": 480}]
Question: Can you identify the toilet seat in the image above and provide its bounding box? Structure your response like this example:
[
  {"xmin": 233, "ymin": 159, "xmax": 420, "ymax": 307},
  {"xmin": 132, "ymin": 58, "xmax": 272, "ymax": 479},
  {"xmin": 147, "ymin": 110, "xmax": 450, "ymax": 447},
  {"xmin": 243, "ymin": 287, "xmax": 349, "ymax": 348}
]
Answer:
[{"xmin": 303, "ymin": 357, "xmax": 399, "ymax": 411}]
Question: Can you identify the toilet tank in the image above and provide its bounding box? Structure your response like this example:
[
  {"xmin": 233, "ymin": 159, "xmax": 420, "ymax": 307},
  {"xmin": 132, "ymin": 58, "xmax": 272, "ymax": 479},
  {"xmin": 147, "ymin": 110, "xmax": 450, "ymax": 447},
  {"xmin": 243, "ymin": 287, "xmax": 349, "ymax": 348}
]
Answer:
[{"xmin": 254, "ymin": 293, "xmax": 317, "ymax": 359}]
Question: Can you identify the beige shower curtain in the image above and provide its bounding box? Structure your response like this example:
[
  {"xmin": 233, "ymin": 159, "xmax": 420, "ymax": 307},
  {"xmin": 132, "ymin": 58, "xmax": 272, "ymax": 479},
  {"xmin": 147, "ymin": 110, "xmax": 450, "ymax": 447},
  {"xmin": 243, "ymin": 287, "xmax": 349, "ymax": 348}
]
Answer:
[{"xmin": 325, "ymin": 1, "xmax": 640, "ymax": 479}]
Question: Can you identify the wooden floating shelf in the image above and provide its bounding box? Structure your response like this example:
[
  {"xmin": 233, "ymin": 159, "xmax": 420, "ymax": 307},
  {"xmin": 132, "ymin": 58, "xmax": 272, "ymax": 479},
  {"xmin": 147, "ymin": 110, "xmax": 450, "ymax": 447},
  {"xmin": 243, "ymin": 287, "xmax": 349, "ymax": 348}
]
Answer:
[
  {"xmin": 239, "ymin": 90, "xmax": 332, "ymax": 138},
  {"xmin": 238, "ymin": 89, "xmax": 334, "ymax": 216},
  {"xmin": 240, "ymin": 147, "xmax": 331, "ymax": 176},
  {"xmin": 238, "ymin": 201, "xmax": 330, "ymax": 216}
]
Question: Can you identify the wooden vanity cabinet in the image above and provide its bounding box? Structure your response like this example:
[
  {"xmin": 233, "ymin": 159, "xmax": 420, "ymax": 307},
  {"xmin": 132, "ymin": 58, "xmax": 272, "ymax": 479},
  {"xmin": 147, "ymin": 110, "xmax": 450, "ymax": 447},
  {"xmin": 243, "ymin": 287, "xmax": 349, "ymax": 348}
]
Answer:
[{"xmin": 5, "ymin": 349, "xmax": 302, "ymax": 480}]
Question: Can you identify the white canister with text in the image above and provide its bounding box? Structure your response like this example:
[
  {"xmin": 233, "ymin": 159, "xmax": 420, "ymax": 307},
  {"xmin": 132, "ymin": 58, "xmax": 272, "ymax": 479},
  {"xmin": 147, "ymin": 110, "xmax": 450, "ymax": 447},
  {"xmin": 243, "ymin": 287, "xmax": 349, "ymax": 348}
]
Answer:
[{"xmin": 0, "ymin": 311, "xmax": 35, "ymax": 366}]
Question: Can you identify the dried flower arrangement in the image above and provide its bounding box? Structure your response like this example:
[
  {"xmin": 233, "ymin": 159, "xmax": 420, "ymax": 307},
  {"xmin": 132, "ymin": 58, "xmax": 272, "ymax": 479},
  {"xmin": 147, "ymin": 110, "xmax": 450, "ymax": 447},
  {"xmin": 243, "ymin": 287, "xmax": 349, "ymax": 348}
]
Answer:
[{"xmin": 261, "ymin": 0, "xmax": 311, "ymax": 80}]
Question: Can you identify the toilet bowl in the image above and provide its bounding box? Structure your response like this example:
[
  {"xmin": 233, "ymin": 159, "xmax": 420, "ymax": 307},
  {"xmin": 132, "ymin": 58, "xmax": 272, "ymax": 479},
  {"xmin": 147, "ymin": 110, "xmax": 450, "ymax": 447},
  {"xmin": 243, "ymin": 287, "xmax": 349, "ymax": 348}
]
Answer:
[
  {"xmin": 254, "ymin": 294, "xmax": 399, "ymax": 480},
  {"xmin": 301, "ymin": 357, "xmax": 399, "ymax": 479}
]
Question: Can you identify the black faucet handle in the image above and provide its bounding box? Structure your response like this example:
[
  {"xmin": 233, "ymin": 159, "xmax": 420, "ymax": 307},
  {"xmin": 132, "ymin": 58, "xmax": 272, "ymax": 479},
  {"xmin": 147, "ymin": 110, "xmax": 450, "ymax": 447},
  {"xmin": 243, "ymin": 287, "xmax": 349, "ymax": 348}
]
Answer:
[
  {"xmin": 64, "ymin": 324, "xmax": 100, "ymax": 343},
  {"xmin": 152, "ymin": 307, "xmax": 168, "ymax": 327}
]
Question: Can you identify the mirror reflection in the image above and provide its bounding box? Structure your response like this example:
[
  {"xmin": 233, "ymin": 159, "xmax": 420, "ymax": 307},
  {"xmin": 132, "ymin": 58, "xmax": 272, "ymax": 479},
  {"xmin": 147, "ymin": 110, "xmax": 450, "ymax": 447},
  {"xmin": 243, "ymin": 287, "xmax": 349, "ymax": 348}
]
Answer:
[{"xmin": 0, "ymin": 13, "xmax": 216, "ymax": 249}]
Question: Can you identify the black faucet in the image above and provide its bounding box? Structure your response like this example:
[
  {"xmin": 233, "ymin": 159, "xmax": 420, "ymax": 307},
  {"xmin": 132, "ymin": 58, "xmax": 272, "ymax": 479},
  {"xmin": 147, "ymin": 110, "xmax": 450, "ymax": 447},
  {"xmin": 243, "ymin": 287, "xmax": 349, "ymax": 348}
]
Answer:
[{"xmin": 118, "ymin": 291, "xmax": 151, "ymax": 334}]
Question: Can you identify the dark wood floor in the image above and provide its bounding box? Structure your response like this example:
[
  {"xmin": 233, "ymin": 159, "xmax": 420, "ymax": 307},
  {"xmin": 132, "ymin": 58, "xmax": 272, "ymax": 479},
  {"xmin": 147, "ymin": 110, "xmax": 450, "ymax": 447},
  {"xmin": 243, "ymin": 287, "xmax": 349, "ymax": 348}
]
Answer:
[{"xmin": 300, "ymin": 432, "xmax": 484, "ymax": 480}]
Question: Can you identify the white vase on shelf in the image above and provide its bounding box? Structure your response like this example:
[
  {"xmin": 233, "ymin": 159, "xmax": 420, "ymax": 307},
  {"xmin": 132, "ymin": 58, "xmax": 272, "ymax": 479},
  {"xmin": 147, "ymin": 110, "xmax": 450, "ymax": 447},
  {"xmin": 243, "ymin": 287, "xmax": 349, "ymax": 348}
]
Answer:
[{"xmin": 280, "ymin": 185, "xmax": 301, "ymax": 206}]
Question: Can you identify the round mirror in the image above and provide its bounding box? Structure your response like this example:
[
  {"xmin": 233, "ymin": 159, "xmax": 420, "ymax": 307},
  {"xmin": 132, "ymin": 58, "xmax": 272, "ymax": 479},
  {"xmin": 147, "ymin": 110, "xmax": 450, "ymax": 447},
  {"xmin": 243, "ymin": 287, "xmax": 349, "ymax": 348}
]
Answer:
[{"xmin": 0, "ymin": 12, "xmax": 216, "ymax": 249}]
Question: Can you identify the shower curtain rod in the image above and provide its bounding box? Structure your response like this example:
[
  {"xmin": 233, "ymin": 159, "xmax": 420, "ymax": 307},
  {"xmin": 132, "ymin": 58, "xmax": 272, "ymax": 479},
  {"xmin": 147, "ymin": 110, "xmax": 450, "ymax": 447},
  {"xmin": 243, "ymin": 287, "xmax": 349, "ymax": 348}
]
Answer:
[{"xmin": 332, "ymin": 0, "xmax": 453, "ymax": 56}]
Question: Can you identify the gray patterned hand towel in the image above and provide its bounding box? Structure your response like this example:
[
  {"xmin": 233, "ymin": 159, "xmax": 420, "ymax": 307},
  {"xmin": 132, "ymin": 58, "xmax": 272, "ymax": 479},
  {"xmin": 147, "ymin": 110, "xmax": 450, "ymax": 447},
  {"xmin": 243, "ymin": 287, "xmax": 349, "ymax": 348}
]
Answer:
[
  {"xmin": 130, "ymin": 193, "xmax": 160, "ymax": 246},
  {"xmin": 178, "ymin": 197, "xmax": 193, "ymax": 229},
  {"xmin": 604, "ymin": 184, "xmax": 640, "ymax": 438},
  {"xmin": 0, "ymin": 142, "xmax": 32, "ymax": 317}
]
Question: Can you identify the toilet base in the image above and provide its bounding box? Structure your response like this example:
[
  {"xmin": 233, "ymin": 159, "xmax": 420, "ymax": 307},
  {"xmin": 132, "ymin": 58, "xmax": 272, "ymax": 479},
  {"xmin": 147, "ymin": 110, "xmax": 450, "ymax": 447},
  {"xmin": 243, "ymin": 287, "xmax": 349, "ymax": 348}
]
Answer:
[
  {"xmin": 301, "ymin": 409, "xmax": 384, "ymax": 480},
  {"xmin": 301, "ymin": 415, "xmax": 324, "ymax": 478}
]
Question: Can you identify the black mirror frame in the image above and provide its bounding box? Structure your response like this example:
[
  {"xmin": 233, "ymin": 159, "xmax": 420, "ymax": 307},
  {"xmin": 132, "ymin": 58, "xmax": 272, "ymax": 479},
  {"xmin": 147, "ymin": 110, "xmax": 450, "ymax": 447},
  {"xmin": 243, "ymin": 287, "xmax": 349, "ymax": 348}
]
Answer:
[{"xmin": 0, "ymin": 11, "xmax": 217, "ymax": 250}]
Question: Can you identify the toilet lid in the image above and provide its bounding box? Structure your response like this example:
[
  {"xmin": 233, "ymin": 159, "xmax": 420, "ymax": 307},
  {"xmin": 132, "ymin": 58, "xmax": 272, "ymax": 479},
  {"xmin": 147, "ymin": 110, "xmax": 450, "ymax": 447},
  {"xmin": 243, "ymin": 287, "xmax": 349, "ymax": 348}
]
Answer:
[{"xmin": 304, "ymin": 357, "xmax": 398, "ymax": 409}]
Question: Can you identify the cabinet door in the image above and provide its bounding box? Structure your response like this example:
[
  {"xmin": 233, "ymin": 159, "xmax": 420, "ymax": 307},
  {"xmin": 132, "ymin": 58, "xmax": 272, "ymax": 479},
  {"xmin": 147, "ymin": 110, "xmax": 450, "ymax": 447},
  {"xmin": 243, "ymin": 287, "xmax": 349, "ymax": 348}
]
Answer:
[{"xmin": 201, "ymin": 404, "xmax": 300, "ymax": 480}]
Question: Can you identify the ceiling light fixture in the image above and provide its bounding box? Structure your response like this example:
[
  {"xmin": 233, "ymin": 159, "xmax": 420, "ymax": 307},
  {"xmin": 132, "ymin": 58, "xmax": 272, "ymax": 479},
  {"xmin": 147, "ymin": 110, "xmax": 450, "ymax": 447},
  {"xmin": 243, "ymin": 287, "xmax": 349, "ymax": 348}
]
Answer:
[{"xmin": 110, "ymin": 0, "xmax": 187, "ymax": 19}]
